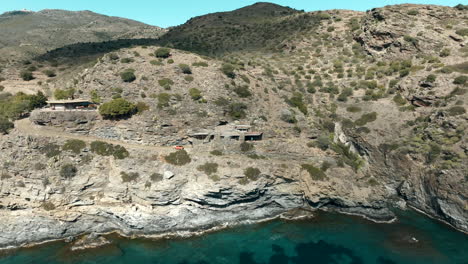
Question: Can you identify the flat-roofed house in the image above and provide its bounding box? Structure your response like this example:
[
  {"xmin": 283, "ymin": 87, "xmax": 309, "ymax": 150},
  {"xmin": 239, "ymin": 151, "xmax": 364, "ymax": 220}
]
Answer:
[{"xmin": 47, "ymin": 100, "xmax": 96, "ymax": 111}]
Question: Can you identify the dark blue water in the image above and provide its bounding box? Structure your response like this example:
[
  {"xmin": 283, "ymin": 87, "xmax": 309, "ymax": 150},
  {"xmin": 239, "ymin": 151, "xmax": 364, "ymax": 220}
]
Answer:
[{"xmin": 1, "ymin": 210, "xmax": 467, "ymax": 264}]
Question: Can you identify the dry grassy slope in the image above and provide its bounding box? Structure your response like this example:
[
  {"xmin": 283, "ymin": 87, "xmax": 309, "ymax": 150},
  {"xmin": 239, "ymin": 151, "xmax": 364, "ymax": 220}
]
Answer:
[{"xmin": 0, "ymin": 9, "xmax": 164, "ymax": 62}]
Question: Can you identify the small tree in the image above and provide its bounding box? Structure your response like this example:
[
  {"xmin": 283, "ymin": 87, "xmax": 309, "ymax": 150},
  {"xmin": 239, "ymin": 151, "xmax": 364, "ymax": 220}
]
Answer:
[
  {"xmin": 164, "ymin": 150, "xmax": 191, "ymax": 166},
  {"xmin": 43, "ymin": 69, "xmax": 56, "ymax": 77},
  {"xmin": 221, "ymin": 64, "xmax": 236, "ymax": 78},
  {"xmin": 189, "ymin": 88, "xmax": 202, "ymax": 101},
  {"xmin": 99, "ymin": 98, "xmax": 136, "ymax": 119},
  {"xmin": 54, "ymin": 88, "xmax": 75, "ymax": 100},
  {"xmin": 20, "ymin": 70, "xmax": 34, "ymax": 81},
  {"xmin": 60, "ymin": 164, "xmax": 77, "ymax": 178},
  {"xmin": 179, "ymin": 64, "xmax": 192, "ymax": 74},
  {"xmin": 155, "ymin": 48, "xmax": 171, "ymax": 58},
  {"xmin": 63, "ymin": 139, "xmax": 86, "ymax": 154},
  {"xmin": 120, "ymin": 70, "xmax": 136, "ymax": 83}
]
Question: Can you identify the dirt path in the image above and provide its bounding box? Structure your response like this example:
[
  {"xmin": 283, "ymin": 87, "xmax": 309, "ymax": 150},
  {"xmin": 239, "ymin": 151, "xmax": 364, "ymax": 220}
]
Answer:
[{"xmin": 15, "ymin": 118, "xmax": 174, "ymax": 152}]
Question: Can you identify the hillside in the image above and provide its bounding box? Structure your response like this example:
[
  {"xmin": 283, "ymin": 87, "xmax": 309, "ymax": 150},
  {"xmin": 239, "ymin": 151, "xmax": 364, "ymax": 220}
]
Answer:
[
  {"xmin": 0, "ymin": 9, "xmax": 165, "ymax": 62},
  {"xmin": 0, "ymin": 3, "xmax": 467, "ymax": 249}
]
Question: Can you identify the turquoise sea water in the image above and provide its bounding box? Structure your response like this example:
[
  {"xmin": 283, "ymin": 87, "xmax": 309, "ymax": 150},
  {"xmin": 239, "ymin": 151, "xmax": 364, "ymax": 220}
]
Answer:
[{"xmin": 1, "ymin": 210, "xmax": 467, "ymax": 264}]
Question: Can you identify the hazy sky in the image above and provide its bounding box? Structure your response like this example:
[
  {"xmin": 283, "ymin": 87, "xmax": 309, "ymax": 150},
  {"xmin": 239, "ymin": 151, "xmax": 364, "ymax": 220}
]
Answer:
[{"xmin": 0, "ymin": 0, "xmax": 465, "ymax": 27}]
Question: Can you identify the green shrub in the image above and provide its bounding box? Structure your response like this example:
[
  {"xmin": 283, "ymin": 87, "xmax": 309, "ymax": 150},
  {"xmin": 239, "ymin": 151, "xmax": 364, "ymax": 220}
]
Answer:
[
  {"xmin": 167, "ymin": 59, "xmax": 174, "ymax": 64},
  {"xmin": 440, "ymin": 48, "xmax": 451, "ymax": 57},
  {"xmin": 233, "ymin": 85, "xmax": 252, "ymax": 98},
  {"xmin": 120, "ymin": 58, "xmax": 134, "ymax": 63},
  {"xmin": 244, "ymin": 167, "xmax": 261, "ymax": 181},
  {"xmin": 60, "ymin": 164, "xmax": 77, "ymax": 178},
  {"xmin": 301, "ymin": 164, "xmax": 326, "ymax": 180},
  {"xmin": 315, "ymin": 135, "xmax": 331, "ymax": 150},
  {"xmin": 192, "ymin": 61, "xmax": 208, "ymax": 67},
  {"xmin": 240, "ymin": 142, "xmax": 254, "ymax": 152},
  {"xmin": 0, "ymin": 116, "xmax": 14, "ymax": 134},
  {"xmin": 453, "ymin": 75, "xmax": 467, "ymax": 85},
  {"xmin": 337, "ymin": 88, "xmax": 353, "ymax": 102},
  {"xmin": 99, "ymin": 98, "xmax": 136, "ymax": 119},
  {"xmin": 42, "ymin": 69, "xmax": 56, "ymax": 77},
  {"xmin": 228, "ymin": 102, "xmax": 247, "ymax": 119},
  {"xmin": 346, "ymin": 106, "xmax": 361, "ymax": 113},
  {"xmin": 455, "ymin": 28, "xmax": 468, "ymax": 37},
  {"xmin": 185, "ymin": 76, "xmax": 194, "ymax": 82},
  {"xmin": 404, "ymin": 35, "xmax": 418, "ymax": 45},
  {"xmin": 179, "ymin": 64, "xmax": 192, "ymax": 74},
  {"xmin": 197, "ymin": 162, "xmax": 218, "ymax": 175},
  {"xmin": 407, "ymin": 9, "xmax": 419, "ymax": 15},
  {"xmin": 285, "ymin": 92, "xmax": 307, "ymax": 115},
  {"xmin": 158, "ymin": 78, "xmax": 174, "ymax": 89},
  {"xmin": 121, "ymin": 171, "xmax": 139, "ymax": 182},
  {"xmin": 42, "ymin": 143, "xmax": 61, "ymax": 158},
  {"xmin": 108, "ymin": 53, "xmax": 119, "ymax": 60},
  {"xmin": 393, "ymin": 94, "xmax": 407, "ymax": 106},
  {"xmin": 331, "ymin": 143, "xmax": 364, "ymax": 172},
  {"xmin": 221, "ymin": 63, "xmax": 236, "ymax": 78},
  {"xmin": 448, "ymin": 106, "xmax": 466, "ymax": 116},
  {"xmin": 155, "ymin": 48, "xmax": 171, "ymax": 58},
  {"xmin": 54, "ymin": 88, "xmax": 75, "ymax": 100},
  {"xmin": 136, "ymin": 102, "xmax": 149, "ymax": 114},
  {"xmin": 425, "ymin": 74, "xmax": 437, "ymax": 83},
  {"xmin": 120, "ymin": 70, "xmax": 136, "ymax": 82},
  {"xmin": 90, "ymin": 141, "xmax": 129, "ymax": 159},
  {"xmin": 62, "ymin": 139, "xmax": 86, "ymax": 154},
  {"xmin": 156, "ymin": 93, "xmax": 171, "ymax": 108},
  {"xmin": 20, "ymin": 71, "xmax": 34, "ymax": 81},
  {"xmin": 454, "ymin": 4, "xmax": 468, "ymax": 10},
  {"xmin": 189, "ymin": 88, "xmax": 203, "ymax": 101},
  {"xmin": 355, "ymin": 112, "xmax": 377, "ymax": 126},
  {"xmin": 164, "ymin": 150, "xmax": 191, "ymax": 166},
  {"xmin": 150, "ymin": 60, "xmax": 163, "ymax": 66},
  {"xmin": 150, "ymin": 173, "xmax": 163, "ymax": 182},
  {"xmin": 210, "ymin": 150, "xmax": 223, "ymax": 156}
]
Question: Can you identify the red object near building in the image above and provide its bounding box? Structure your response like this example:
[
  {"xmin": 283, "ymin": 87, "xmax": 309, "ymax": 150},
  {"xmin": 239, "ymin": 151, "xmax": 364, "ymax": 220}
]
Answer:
[{"xmin": 174, "ymin": 146, "xmax": 184, "ymax": 150}]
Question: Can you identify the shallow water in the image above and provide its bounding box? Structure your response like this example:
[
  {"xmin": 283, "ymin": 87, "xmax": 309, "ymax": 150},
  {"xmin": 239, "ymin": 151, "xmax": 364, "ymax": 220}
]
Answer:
[{"xmin": 1, "ymin": 210, "xmax": 467, "ymax": 264}]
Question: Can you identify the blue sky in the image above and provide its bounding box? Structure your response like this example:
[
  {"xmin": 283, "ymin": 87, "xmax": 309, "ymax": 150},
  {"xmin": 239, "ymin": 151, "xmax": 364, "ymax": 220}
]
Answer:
[{"xmin": 0, "ymin": 0, "xmax": 465, "ymax": 27}]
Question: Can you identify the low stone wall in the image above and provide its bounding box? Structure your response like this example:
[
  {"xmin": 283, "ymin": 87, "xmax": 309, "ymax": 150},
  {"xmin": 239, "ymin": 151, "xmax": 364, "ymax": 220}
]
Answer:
[{"xmin": 29, "ymin": 110, "xmax": 99, "ymax": 130}]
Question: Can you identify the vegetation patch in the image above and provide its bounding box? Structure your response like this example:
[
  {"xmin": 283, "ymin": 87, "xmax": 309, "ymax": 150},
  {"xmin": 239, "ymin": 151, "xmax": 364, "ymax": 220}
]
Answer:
[
  {"xmin": 240, "ymin": 142, "xmax": 254, "ymax": 152},
  {"xmin": 448, "ymin": 106, "xmax": 466, "ymax": 116},
  {"xmin": 90, "ymin": 141, "xmax": 129, "ymax": 159},
  {"xmin": 331, "ymin": 143, "xmax": 364, "ymax": 172},
  {"xmin": 179, "ymin": 64, "xmax": 192, "ymax": 74},
  {"xmin": 99, "ymin": 98, "xmax": 136, "ymax": 119},
  {"xmin": 301, "ymin": 164, "xmax": 326, "ymax": 180},
  {"xmin": 60, "ymin": 164, "xmax": 78, "ymax": 178},
  {"xmin": 120, "ymin": 69, "xmax": 136, "ymax": 82},
  {"xmin": 355, "ymin": 112, "xmax": 377, "ymax": 126},
  {"xmin": 62, "ymin": 139, "xmax": 86, "ymax": 154},
  {"xmin": 221, "ymin": 63, "xmax": 236, "ymax": 78},
  {"xmin": 121, "ymin": 171, "xmax": 139, "ymax": 183},
  {"xmin": 164, "ymin": 150, "xmax": 191, "ymax": 166},
  {"xmin": 240, "ymin": 167, "xmax": 261, "ymax": 184},
  {"xmin": 197, "ymin": 162, "xmax": 219, "ymax": 175},
  {"xmin": 155, "ymin": 48, "xmax": 171, "ymax": 58},
  {"xmin": 158, "ymin": 78, "xmax": 174, "ymax": 89},
  {"xmin": 210, "ymin": 150, "xmax": 223, "ymax": 156},
  {"xmin": 42, "ymin": 143, "xmax": 61, "ymax": 158}
]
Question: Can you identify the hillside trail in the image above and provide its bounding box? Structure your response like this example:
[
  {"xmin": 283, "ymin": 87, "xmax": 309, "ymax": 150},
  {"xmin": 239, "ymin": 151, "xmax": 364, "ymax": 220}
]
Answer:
[{"xmin": 14, "ymin": 118, "xmax": 175, "ymax": 153}]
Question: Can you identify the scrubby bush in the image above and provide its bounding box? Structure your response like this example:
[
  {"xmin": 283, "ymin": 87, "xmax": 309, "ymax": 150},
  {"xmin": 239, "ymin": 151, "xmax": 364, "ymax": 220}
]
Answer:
[
  {"xmin": 179, "ymin": 64, "xmax": 192, "ymax": 74},
  {"xmin": 121, "ymin": 171, "xmax": 139, "ymax": 183},
  {"xmin": 62, "ymin": 139, "xmax": 86, "ymax": 154},
  {"xmin": 155, "ymin": 48, "xmax": 171, "ymax": 58},
  {"xmin": 185, "ymin": 76, "xmax": 194, "ymax": 82},
  {"xmin": 165, "ymin": 150, "xmax": 191, "ymax": 165},
  {"xmin": 221, "ymin": 63, "xmax": 236, "ymax": 78},
  {"xmin": 233, "ymin": 85, "xmax": 252, "ymax": 98},
  {"xmin": 337, "ymin": 88, "xmax": 353, "ymax": 102},
  {"xmin": 120, "ymin": 58, "xmax": 134, "ymax": 63},
  {"xmin": 228, "ymin": 102, "xmax": 247, "ymax": 119},
  {"xmin": 453, "ymin": 75, "xmax": 467, "ymax": 85},
  {"xmin": 448, "ymin": 106, "xmax": 466, "ymax": 116},
  {"xmin": 192, "ymin": 61, "xmax": 208, "ymax": 67},
  {"xmin": 244, "ymin": 167, "xmax": 261, "ymax": 181},
  {"xmin": 158, "ymin": 78, "xmax": 174, "ymax": 89},
  {"xmin": 20, "ymin": 70, "xmax": 34, "ymax": 81},
  {"xmin": 43, "ymin": 69, "xmax": 56, "ymax": 77},
  {"xmin": 346, "ymin": 106, "xmax": 361, "ymax": 113},
  {"xmin": 240, "ymin": 142, "xmax": 254, "ymax": 152},
  {"xmin": 150, "ymin": 173, "xmax": 163, "ymax": 182},
  {"xmin": 186, "ymin": 89, "xmax": 201, "ymax": 102},
  {"xmin": 393, "ymin": 94, "xmax": 407, "ymax": 106},
  {"xmin": 440, "ymin": 48, "xmax": 451, "ymax": 57},
  {"xmin": 99, "ymin": 98, "xmax": 136, "ymax": 119},
  {"xmin": 42, "ymin": 143, "xmax": 61, "ymax": 158},
  {"xmin": 455, "ymin": 28, "xmax": 468, "ymax": 37},
  {"xmin": 0, "ymin": 116, "xmax": 14, "ymax": 134},
  {"xmin": 355, "ymin": 112, "xmax": 377, "ymax": 126},
  {"xmin": 197, "ymin": 162, "xmax": 218, "ymax": 175},
  {"xmin": 285, "ymin": 92, "xmax": 307, "ymax": 115},
  {"xmin": 54, "ymin": 88, "xmax": 75, "ymax": 100},
  {"xmin": 210, "ymin": 150, "xmax": 223, "ymax": 156},
  {"xmin": 301, "ymin": 164, "xmax": 326, "ymax": 180},
  {"xmin": 42, "ymin": 202, "xmax": 56, "ymax": 211},
  {"xmin": 136, "ymin": 102, "xmax": 149, "ymax": 114},
  {"xmin": 425, "ymin": 74, "xmax": 437, "ymax": 83},
  {"xmin": 315, "ymin": 135, "xmax": 331, "ymax": 151},
  {"xmin": 407, "ymin": 9, "xmax": 419, "ymax": 15},
  {"xmin": 331, "ymin": 143, "xmax": 364, "ymax": 172},
  {"xmin": 156, "ymin": 93, "xmax": 171, "ymax": 108},
  {"xmin": 60, "ymin": 164, "xmax": 77, "ymax": 178},
  {"xmin": 90, "ymin": 141, "xmax": 129, "ymax": 159},
  {"xmin": 120, "ymin": 70, "xmax": 136, "ymax": 82}
]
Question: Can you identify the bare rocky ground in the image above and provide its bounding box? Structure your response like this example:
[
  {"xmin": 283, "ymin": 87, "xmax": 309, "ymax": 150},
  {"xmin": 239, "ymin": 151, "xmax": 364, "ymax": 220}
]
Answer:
[{"xmin": 0, "ymin": 3, "xmax": 467, "ymax": 249}]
